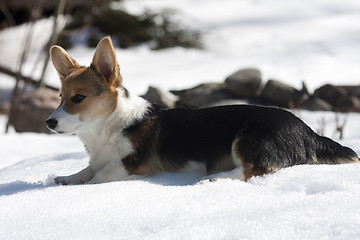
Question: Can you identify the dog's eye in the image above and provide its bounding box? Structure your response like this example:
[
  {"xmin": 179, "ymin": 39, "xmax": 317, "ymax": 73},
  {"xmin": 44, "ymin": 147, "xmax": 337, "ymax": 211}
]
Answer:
[
  {"xmin": 59, "ymin": 93, "xmax": 63, "ymax": 98},
  {"xmin": 71, "ymin": 94, "xmax": 86, "ymax": 103}
]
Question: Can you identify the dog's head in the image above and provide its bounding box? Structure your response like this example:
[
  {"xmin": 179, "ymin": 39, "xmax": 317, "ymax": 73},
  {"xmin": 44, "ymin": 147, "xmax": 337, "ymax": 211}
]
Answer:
[{"xmin": 46, "ymin": 37, "xmax": 122, "ymax": 134}]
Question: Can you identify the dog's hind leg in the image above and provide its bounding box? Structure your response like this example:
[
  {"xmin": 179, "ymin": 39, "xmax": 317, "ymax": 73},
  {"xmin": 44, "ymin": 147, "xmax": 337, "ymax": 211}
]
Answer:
[
  {"xmin": 204, "ymin": 136, "xmax": 270, "ymax": 182},
  {"xmin": 203, "ymin": 138, "xmax": 248, "ymax": 182}
]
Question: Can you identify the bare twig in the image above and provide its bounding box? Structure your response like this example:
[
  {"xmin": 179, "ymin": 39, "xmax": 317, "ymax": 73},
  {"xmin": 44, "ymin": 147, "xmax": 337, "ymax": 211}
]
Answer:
[
  {"xmin": 334, "ymin": 112, "xmax": 348, "ymax": 140},
  {"xmin": 317, "ymin": 115, "xmax": 326, "ymax": 136},
  {"xmin": 5, "ymin": 0, "xmax": 42, "ymax": 133},
  {"xmin": 0, "ymin": 2, "xmax": 16, "ymax": 27},
  {"xmin": 0, "ymin": 64, "xmax": 58, "ymax": 91},
  {"xmin": 38, "ymin": 0, "xmax": 67, "ymax": 88}
]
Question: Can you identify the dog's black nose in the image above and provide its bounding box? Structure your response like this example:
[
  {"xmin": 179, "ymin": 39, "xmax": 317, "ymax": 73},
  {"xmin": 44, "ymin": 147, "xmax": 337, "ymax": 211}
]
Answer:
[{"xmin": 46, "ymin": 118, "xmax": 58, "ymax": 130}]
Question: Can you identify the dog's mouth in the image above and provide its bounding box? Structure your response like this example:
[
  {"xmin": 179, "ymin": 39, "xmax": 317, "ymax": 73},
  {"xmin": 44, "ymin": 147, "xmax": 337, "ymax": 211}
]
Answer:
[
  {"xmin": 46, "ymin": 125, "xmax": 65, "ymax": 135},
  {"xmin": 50, "ymin": 129, "xmax": 65, "ymax": 134},
  {"xmin": 49, "ymin": 128, "xmax": 77, "ymax": 135},
  {"xmin": 46, "ymin": 119, "xmax": 80, "ymax": 135}
]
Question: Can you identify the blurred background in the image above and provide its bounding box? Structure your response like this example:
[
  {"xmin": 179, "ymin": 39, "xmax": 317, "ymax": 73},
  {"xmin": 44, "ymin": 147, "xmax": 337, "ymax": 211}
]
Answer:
[{"xmin": 1, "ymin": 0, "xmax": 360, "ymax": 135}]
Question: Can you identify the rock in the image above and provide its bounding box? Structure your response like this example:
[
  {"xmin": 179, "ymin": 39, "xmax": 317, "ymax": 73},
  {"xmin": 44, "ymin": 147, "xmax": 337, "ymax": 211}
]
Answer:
[
  {"xmin": 0, "ymin": 102, "xmax": 10, "ymax": 115},
  {"xmin": 0, "ymin": 88, "xmax": 11, "ymax": 114},
  {"xmin": 224, "ymin": 68, "xmax": 262, "ymax": 99},
  {"xmin": 301, "ymin": 81, "xmax": 310, "ymax": 95},
  {"xmin": 347, "ymin": 86, "xmax": 360, "ymax": 98},
  {"xmin": 313, "ymin": 84, "xmax": 346, "ymax": 106},
  {"xmin": 8, "ymin": 88, "xmax": 60, "ymax": 133},
  {"xmin": 259, "ymin": 79, "xmax": 303, "ymax": 108},
  {"xmin": 208, "ymin": 99, "xmax": 250, "ymax": 107},
  {"xmin": 298, "ymin": 96, "xmax": 333, "ymax": 111},
  {"xmin": 171, "ymin": 83, "xmax": 238, "ymax": 108},
  {"xmin": 142, "ymin": 86, "xmax": 176, "ymax": 109},
  {"xmin": 335, "ymin": 95, "xmax": 360, "ymax": 112}
]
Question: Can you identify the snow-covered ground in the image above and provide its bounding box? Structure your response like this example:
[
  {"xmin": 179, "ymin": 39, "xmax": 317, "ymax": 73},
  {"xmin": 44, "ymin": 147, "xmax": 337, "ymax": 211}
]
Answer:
[
  {"xmin": 1, "ymin": 112, "xmax": 360, "ymax": 240},
  {"xmin": 1, "ymin": 0, "xmax": 360, "ymax": 239}
]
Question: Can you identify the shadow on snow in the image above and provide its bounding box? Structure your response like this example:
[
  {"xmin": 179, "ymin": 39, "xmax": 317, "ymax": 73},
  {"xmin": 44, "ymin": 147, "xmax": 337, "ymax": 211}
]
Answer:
[{"xmin": 0, "ymin": 180, "xmax": 50, "ymax": 196}]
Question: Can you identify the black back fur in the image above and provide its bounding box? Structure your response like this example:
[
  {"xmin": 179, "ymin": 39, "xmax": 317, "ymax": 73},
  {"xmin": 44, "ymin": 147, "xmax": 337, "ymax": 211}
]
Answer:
[{"xmin": 123, "ymin": 104, "xmax": 358, "ymax": 175}]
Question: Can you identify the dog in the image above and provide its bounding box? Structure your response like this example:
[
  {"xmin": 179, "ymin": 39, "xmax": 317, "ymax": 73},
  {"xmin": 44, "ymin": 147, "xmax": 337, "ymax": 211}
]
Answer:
[{"xmin": 46, "ymin": 36, "xmax": 359, "ymax": 184}]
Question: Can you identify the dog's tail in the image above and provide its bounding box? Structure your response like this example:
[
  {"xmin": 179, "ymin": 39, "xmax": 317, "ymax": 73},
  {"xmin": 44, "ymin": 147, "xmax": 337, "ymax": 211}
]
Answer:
[{"xmin": 310, "ymin": 135, "xmax": 359, "ymax": 165}]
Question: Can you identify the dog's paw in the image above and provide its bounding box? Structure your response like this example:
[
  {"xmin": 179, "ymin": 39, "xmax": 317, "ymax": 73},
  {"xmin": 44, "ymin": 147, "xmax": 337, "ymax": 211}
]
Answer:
[
  {"xmin": 54, "ymin": 176, "xmax": 69, "ymax": 185},
  {"xmin": 201, "ymin": 172, "xmax": 227, "ymax": 182},
  {"xmin": 201, "ymin": 176, "xmax": 219, "ymax": 182}
]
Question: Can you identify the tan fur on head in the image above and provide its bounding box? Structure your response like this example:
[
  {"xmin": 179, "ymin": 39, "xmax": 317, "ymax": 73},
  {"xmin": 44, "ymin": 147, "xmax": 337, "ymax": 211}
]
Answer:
[{"xmin": 50, "ymin": 36, "xmax": 123, "ymax": 121}]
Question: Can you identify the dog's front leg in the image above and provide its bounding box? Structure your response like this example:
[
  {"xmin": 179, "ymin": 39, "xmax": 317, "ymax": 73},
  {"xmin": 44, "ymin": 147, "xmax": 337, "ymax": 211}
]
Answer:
[
  {"xmin": 55, "ymin": 166, "xmax": 95, "ymax": 185},
  {"xmin": 87, "ymin": 160, "xmax": 139, "ymax": 184}
]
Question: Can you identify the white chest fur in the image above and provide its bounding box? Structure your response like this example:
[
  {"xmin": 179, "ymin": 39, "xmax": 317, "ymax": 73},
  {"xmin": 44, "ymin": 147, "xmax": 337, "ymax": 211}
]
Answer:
[
  {"xmin": 79, "ymin": 124, "xmax": 134, "ymax": 171},
  {"xmin": 76, "ymin": 88, "xmax": 150, "ymax": 182}
]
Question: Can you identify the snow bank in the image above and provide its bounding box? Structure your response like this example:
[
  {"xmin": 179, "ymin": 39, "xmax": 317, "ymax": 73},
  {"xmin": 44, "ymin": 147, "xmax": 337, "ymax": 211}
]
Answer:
[
  {"xmin": 1, "ymin": 111, "xmax": 360, "ymax": 239},
  {"xmin": 0, "ymin": 154, "xmax": 360, "ymax": 240}
]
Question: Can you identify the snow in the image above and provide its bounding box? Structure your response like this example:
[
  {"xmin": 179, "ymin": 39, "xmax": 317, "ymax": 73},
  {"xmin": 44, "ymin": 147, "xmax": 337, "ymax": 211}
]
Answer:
[
  {"xmin": 1, "ymin": 0, "xmax": 360, "ymax": 239},
  {"xmin": 1, "ymin": 126, "xmax": 360, "ymax": 239},
  {"xmin": 1, "ymin": 115, "xmax": 360, "ymax": 240}
]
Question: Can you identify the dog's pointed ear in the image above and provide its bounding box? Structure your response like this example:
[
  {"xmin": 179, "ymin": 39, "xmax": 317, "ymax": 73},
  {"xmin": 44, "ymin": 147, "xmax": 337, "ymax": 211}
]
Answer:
[
  {"xmin": 50, "ymin": 46, "xmax": 79, "ymax": 80},
  {"xmin": 91, "ymin": 36, "xmax": 119, "ymax": 82}
]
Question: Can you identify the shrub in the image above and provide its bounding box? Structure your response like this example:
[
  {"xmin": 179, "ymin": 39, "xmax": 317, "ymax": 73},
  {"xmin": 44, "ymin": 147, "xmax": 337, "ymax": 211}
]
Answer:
[{"xmin": 57, "ymin": 1, "xmax": 202, "ymax": 50}]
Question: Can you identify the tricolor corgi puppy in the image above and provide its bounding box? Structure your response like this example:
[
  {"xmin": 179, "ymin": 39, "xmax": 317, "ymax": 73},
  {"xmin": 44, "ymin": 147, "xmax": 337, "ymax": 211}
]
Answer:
[{"xmin": 46, "ymin": 37, "xmax": 359, "ymax": 185}]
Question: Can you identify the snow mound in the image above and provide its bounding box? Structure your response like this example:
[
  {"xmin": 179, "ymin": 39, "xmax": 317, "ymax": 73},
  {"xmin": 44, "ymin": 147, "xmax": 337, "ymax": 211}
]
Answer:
[{"xmin": 1, "ymin": 150, "xmax": 360, "ymax": 240}]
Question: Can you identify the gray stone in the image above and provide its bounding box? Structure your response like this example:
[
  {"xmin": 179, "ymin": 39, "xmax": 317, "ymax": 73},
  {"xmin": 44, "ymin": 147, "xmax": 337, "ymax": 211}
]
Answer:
[
  {"xmin": 259, "ymin": 79, "xmax": 303, "ymax": 108},
  {"xmin": 8, "ymin": 88, "xmax": 60, "ymax": 133},
  {"xmin": 224, "ymin": 68, "xmax": 262, "ymax": 99},
  {"xmin": 314, "ymin": 84, "xmax": 346, "ymax": 106},
  {"xmin": 298, "ymin": 96, "xmax": 333, "ymax": 111},
  {"xmin": 171, "ymin": 83, "xmax": 238, "ymax": 108},
  {"xmin": 348, "ymin": 86, "xmax": 360, "ymax": 98},
  {"xmin": 335, "ymin": 95, "xmax": 360, "ymax": 112},
  {"xmin": 208, "ymin": 99, "xmax": 250, "ymax": 107},
  {"xmin": 142, "ymin": 86, "xmax": 176, "ymax": 109},
  {"xmin": 0, "ymin": 88, "xmax": 11, "ymax": 114}
]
